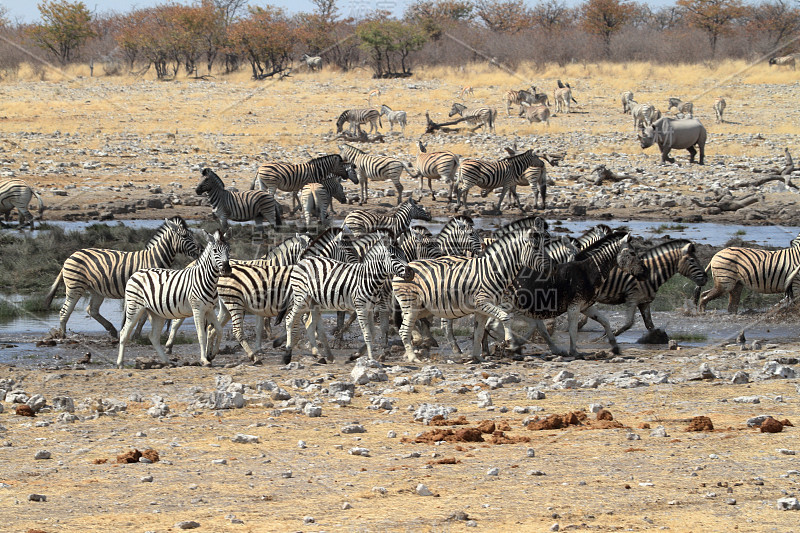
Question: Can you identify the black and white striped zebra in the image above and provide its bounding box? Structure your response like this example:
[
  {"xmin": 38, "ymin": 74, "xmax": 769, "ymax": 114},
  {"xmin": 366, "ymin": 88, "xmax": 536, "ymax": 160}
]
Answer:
[
  {"xmin": 300, "ymin": 176, "xmax": 347, "ymax": 226},
  {"xmin": 44, "ymin": 217, "xmax": 199, "ymax": 337},
  {"xmin": 592, "ymin": 239, "xmax": 707, "ymax": 336},
  {"xmin": 196, "ymin": 168, "xmax": 281, "ymax": 234},
  {"xmin": 336, "ymin": 108, "xmax": 381, "ymax": 135},
  {"xmin": 343, "ymin": 196, "xmax": 431, "ymax": 236},
  {"xmin": 251, "ymin": 154, "xmax": 357, "ymax": 212},
  {"xmin": 0, "ymin": 178, "xmax": 45, "ymax": 230},
  {"xmin": 261, "ymin": 234, "xmax": 312, "ymax": 265},
  {"xmin": 504, "ymin": 88, "xmax": 537, "ymax": 115},
  {"xmin": 379, "ymin": 104, "xmax": 407, "ymax": 134},
  {"xmin": 449, "ymin": 102, "xmax": 497, "ymax": 132},
  {"xmin": 409, "ymin": 140, "xmax": 460, "ymax": 201},
  {"xmin": 117, "ymin": 230, "xmax": 232, "ymax": 368},
  {"xmin": 278, "ymin": 242, "xmax": 410, "ymax": 363},
  {"xmin": 392, "ymin": 221, "xmax": 550, "ymax": 362},
  {"xmin": 667, "ymin": 97, "xmax": 693, "ymax": 118},
  {"xmin": 574, "ymin": 224, "xmax": 612, "ymax": 250},
  {"xmin": 454, "ymin": 149, "xmax": 544, "ymax": 211},
  {"xmin": 339, "ymin": 143, "xmax": 406, "ymax": 205},
  {"xmin": 436, "ymin": 215, "xmax": 482, "ymax": 257},
  {"xmin": 301, "ymin": 53, "xmax": 322, "ymax": 71},
  {"xmin": 399, "ymin": 227, "xmax": 441, "ymax": 261}
]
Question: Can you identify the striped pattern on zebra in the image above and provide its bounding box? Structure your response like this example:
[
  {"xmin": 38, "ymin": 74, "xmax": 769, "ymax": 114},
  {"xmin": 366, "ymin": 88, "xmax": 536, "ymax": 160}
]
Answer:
[
  {"xmin": 504, "ymin": 88, "xmax": 537, "ymax": 115},
  {"xmin": 454, "ymin": 149, "xmax": 544, "ymax": 211},
  {"xmin": 379, "ymin": 105, "xmax": 407, "ymax": 134},
  {"xmin": 593, "ymin": 239, "xmax": 707, "ymax": 336},
  {"xmin": 449, "ymin": 102, "xmax": 497, "ymax": 132},
  {"xmin": 437, "ymin": 215, "xmax": 482, "ymax": 257},
  {"xmin": 411, "ymin": 140, "xmax": 460, "ymax": 201},
  {"xmin": 499, "ymin": 147, "xmax": 558, "ymax": 209},
  {"xmin": 261, "ymin": 234, "xmax": 312, "ymax": 265},
  {"xmin": 251, "ymin": 154, "xmax": 357, "ymax": 212},
  {"xmin": 0, "ymin": 178, "xmax": 45, "ymax": 230},
  {"xmin": 301, "ymin": 53, "xmax": 322, "ymax": 71},
  {"xmin": 667, "ymin": 97, "xmax": 693, "ymax": 118},
  {"xmin": 769, "ymin": 55, "xmax": 797, "ymax": 69},
  {"xmin": 278, "ymin": 242, "xmax": 410, "ymax": 363},
  {"xmin": 343, "ymin": 197, "xmax": 431, "ymax": 236},
  {"xmin": 117, "ymin": 230, "xmax": 232, "ymax": 368},
  {"xmin": 336, "ymin": 108, "xmax": 381, "ymax": 135},
  {"xmin": 620, "ymin": 91, "xmax": 634, "ymax": 113},
  {"xmin": 399, "ymin": 227, "xmax": 441, "ymax": 261},
  {"xmin": 699, "ymin": 240, "xmax": 800, "ymax": 314},
  {"xmin": 196, "ymin": 168, "xmax": 281, "ymax": 234},
  {"xmin": 339, "ymin": 143, "xmax": 406, "ymax": 205},
  {"xmin": 44, "ymin": 217, "xmax": 199, "ymax": 337},
  {"xmin": 574, "ymin": 224, "xmax": 612, "ymax": 250},
  {"xmin": 629, "ymin": 101, "xmax": 656, "ymax": 130},
  {"xmin": 554, "ymin": 86, "xmax": 574, "ymax": 114},
  {"xmin": 392, "ymin": 221, "xmax": 549, "ymax": 362},
  {"xmin": 300, "ymin": 176, "xmax": 346, "ymax": 226},
  {"xmin": 714, "ymin": 97, "xmax": 726, "ymax": 123},
  {"xmin": 519, "ymin": 103, "xmax": 551, "ymax": 126}
]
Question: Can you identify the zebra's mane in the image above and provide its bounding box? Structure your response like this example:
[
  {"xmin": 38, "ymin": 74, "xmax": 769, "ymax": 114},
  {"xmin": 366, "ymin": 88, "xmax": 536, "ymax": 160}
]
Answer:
[
  {"xmin": 308, "ymin": 153, "xmax": 342, "ymax": 166},
  {"xmin": 262, "ymin": 234, "xmax": 310, "ymax": 262},
  {"xmin": 482, "ymin": 226, "xmax": 535, "ymax": 255},
  {"xmin": 643, "ymin": 239, "xmax": 692, "ymax": 261},
  {"xmin": 493, "ymin": 216, "xmax": 548, "ymax": 240},
  {"xmin": 574, "ymin": 231, "xmax": 630, "ymax": 261},
  {"xmin": 446, "ymin": 214, "xmax": 475, "ymax": 227},
  {"xmin": 341, "ymin": 143, "xmax": 364, "ymax": 155},
  {"xmin": 146, "ymin": 216, "xmax": 188, "ymax": 248},
  {"xmin": 300, "ymin": 227, "xmax": 344, "ymax": 260}
]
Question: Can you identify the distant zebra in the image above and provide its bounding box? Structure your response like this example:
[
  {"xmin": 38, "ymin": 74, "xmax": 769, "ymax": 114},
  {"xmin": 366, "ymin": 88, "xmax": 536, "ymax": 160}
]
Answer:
[
  {"xmin": 379, "ymin": 104, "xmax": 407, "ymax": 134},
  {"xmin": 699, "ymin": 241, "xmax": 800, "ymax": 314},
  {"xmin": 500, "ymin": 146, "xmax": 555, "ymax": 209},
  {"xmin": 336, "ymin": 108, "xmax": 381, "ymax": 136},
  {"xmin": 300, "ymin": 53, "xmax": 322, "ymax": 71},
  {"xmin": 278, "ymin": 242, "xmax": 410, "ymax": 363},
  {"xmin": 392, "ymin": 224, "xmax": 549, "ymax": 362},
  {"xmin": 44, "ymin": 217, "xmax": 199, "ymax": 338},
  {"xmin": 714, "ymin": 97, "xmax": 726, "ymax": 123},
  {"xmin": 454, "ymin": 149, "xmax": 544, "ymax": 211},
  {"xmin": 300, "ymin": 176, "xmax": 347, "ymax": 226},
  {"xmin": 504, "ymin": 88, "xmax": 537, "ymax": 115},
  {"xmin": 252, "ymin": 153, "xmax": 356, "ymax": 212},
  {"xmin": 769, "ymin": 55, "xmax": 797, "ymax": 69},
  {"xmin": 592, "ymin": 240, "xmax": 707, "ymax": 336},
  {"xmin": 117, "ymin": 230, "xmax": 231, "ymax": 368},
  {"xmin": 554, "ymin": 81, "xmax": 577, "ymax": 114},
  {"xmin": 343, "ymin": 197, "xmax": 431, "ymax": 236},
  {"xmin": 519, "ymin": 103, "xmax": 551, "ymax": 126},
  {"xmin": 620, "ymin": 91, "xmax": 634, "ymax": 113},
  {"xmin": 667, "ymin": 97, "xmax": 693, "ymax": 118},
  {"xmin": 0, "ymin": 178, "xmax": 45, "ymax": 230},
  {"xmin": 196, "ymin": 168, "xmax": 280, "ymax": 234},
  {"xmin": 409, "ymin": 140, "xmax": 460, "ymax": 201},
  {"xmin": 339, "ymin": 143, "xmax": 406, "ymax": 205},
  {"xmin": 629, "ymin": 101, "xmax": 656, "ymax": 130},
  {"xmin": 449, "ymin": 102, "xmax": 497, "ymax": 132}
]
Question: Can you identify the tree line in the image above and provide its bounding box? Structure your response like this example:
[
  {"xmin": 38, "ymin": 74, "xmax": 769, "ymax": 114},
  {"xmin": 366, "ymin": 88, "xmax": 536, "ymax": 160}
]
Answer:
[{"xmin": 0, "ymin": 0, "xmax": 798, "ymax": 80}]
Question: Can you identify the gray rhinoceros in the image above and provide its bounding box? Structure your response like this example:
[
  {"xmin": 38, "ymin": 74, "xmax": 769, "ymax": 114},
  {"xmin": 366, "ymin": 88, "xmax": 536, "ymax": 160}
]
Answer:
[{"xmin": 638, "ymin": 117, "xmax": 706, "ymax": 165}]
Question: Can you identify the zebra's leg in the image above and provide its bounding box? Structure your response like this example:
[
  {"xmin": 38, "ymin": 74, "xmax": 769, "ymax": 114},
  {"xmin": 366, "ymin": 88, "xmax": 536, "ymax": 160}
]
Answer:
[
  {"xmin": 86, "ymin": 292, "xmax": 118, "ymax": 338},
  {"xmin": 638, "ymin": 303, "xmax": 655, "ymax": 331},
  {"xmin": 728, "ymin": 283, "xmax": 744, "ymax": 314},
  {"xmin": 611, "ymin": 301, "xmax": 638, "ymax": 337},
  {"xmin": 443, "ymin": 319, "xmax": 462, "ymax": 354},
  {"xmin": 204, "ymin": 307, "xmax": 225, "ymax": 365},
  {"xmin": 359, "ymin": 175, "xmax": 369, "ymax": 205},
  {"xmin": 58, "ymin": 289, "xmax": 84, "ymax": 336},
  {"xmin": 394, "ymin": 179, "xmax": 404, "ymax": 205},
  {"xmin": 470, "ymin": 313, "xmax": 489, "ymax": 362},
  {"xmin": 584, "ymin": 305, "xmax": 620, "ymax": 355},
  {"xmin": 147, "ymin": 315, "xmax": 171, "ymax": 364},
  {"xmin": 566, "ymin": 304, "xmax": 582, "ymax": 356},
  {"xmin": 209, "ymin": 302, "xmax": 231, "ymax": 359},
  {"xmin": 164, "ymin": 318, "xmax": 185, "ymax": 355},
  {"xmin": 282, "ymin": 299, "xmax": 304, "ymax": 364},
  {"xmin": 311, "ymin": 309, "xmax": 334, "ymax": 362},
  {"xmin": 354, "ymin": 305, "xmax": 377, "ymax": 360},
  {"xmin": 117, "ymin": 306, "xmax": 148, "ymax": 368},
  {"xmin": 399, "ymin": 306, "xmax": 421, "ymax": 363},
  {"xmin": 191, "ymin": 306, "xmax": 213, "ymax": 367},
  {"xmin": 530, "ymin": 318, "xmax": 568, "ymax": 356}
]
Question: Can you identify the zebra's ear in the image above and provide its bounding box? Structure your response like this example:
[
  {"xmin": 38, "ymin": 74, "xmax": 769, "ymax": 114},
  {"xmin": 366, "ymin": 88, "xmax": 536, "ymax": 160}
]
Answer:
[
  {"xmin": 223, "ymin": 229, "xmax": 233, "ymax": 241},
  {"xmin": 683, "ymin": 242, "xmax": 695, "ymax": 254},
  {"xmin": 621, "ymin": 233, "xmax": 631, "ymax": 244},
  {"xmin": 200, "ymin": 229, "xmax": 212, "ymax": 244}
]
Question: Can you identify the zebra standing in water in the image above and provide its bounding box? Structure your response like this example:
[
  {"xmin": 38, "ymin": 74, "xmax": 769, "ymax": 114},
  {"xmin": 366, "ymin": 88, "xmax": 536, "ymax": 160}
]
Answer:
[
  {"xmin": 0, "ymin": 178, "xmax": 45, "ymax": 229},
  {"xmin": 454, "ymin": 149, "xmax": 544, "ymax": 211},
  {"xmin": 699, "ymin": 236, "xmax": 800, "ymax": 314},
  {"xmin": 252, "ymin": 154, "xmax": 357, "ymax": 212},
  {"xmin": 117, "ymin": 230, "xmax": 232, "ymax": 368},
  {"xmin": 339, "ymin": 143, "xmax": 406, "ymax": 205},
  {"xmin": 336, "ymin": 108, "xmax": 381, "ymax": 136},
  {"xmin": 449, "ymin": 102, "xmax": 497, "ymax": 132},
  {"xmin": 44, "ymin": 217, "xmax": 199, "ymax": 337},
  {"xmin": 409, "ymin": 140, "xmax": 460, "ymax": 201},
  {"xmin": 196, "ymin": 168, "xmax": 280, "ymax": 235},
  {"xmin": 299, "ymin": 176, "xmax": 347, "ymax": 226},
  {"xmin": 343, "ymin": 197, "xmax": 431, "ymax": 235}
]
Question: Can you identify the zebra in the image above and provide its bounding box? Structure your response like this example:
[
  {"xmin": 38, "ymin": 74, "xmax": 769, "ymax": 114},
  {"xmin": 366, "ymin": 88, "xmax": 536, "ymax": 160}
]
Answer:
[
  {"xmin": 574, "ymin": 224, "xmax": 612, "ymax": 250},
  {"xmin": 343, "ymin": 196, "xmax": 431, "ymax": 236},
  {"xmin": 379, "ymin": 105, "xmax": 407, "ymax": 135},
  {"xmin": 436, "ymin": 215, "xmax": 482, "ymax": 257},
  {"xmin": 196, "ymin": 168, "xmax": 280, "ymax": 235},
  {"xmin": 714, "ymin": 97, "xmax": 726, "ymax": 123},
  {"xmin": 261, "ymin": 233, "xmax": 312, "ymax": 265},
  {"xmin": 0, "ymin": 178, "xmax": 45, "ymax": 230},
  {"xmin": 409, "ymin": 140, "xmax": 460, "ymax": 201},
  {"xmin": 698, "ymin": 240, "xmax": 800, "ymax": 314},
  {"xmin": 336, "ymin": 108, "xmax": 381, "ymax": 136},
  {"xmin": 454, "ymin": 149, "xmax": 544, "ymax": 212},
  {"xmin": 117, "ymin": 230, "xmax": 232, "ymax": 368},
  {"xmin": 252, "ymin": 153, "xmax": 357, "ymax": 212},
  {"xmin": 628, "ymin": 101, "xmax": 656, "ymax": 130},
  {"xmin": 448, "ymin": 103, "xmax": 497, "ymax": 132},
  {"xmin": 300, "ymin": 53, "xmax": 322, "ymax": 71},
  {"xmin": 519, "ymin": 103, "xmax": 551, "ymax": 126},
  {"xmin": 300, "ymin": 176, "xmax": 347, "ymax": 226},
  {"xmin": 620, "ymin": 91, "xmax": 634, "ymax": 113},
  {"xmin": 590, "ymin": 239, "xmax": 707, "ymax": 336},
  {"xmin": 667, "ymin": 97, "xmax": 693, "ymax": 118},
  {"xmin": 44, "ymin": 217, "xmax": 199, "ymax": 338},
  {"xmin": 504, "ymin": 88, "xmax": 537, "ymax": 115},
  {"xmin": 500, "ymin": 146, "xmax": 559, "ymax": 209},
  {"xmin": 277, "ymin": 242, "xmax": 410, "ymax": 363},
  {"xmin": 399, "ymin": 227, "xmax": 441, "ymax": 262},
  {"xmin": 339, "ymin": 143, "xmax": 406, "ymax": 205},
  {"xmin": 554, "ymin": 81, "xmax": 577, "ymax": 113},
  {"xmin": 392, "ymin": 221, "xmax": 550, "ymax": 362},
  {"xmin": 769, "ymin": 55, "xmax": 797, "ymax": 69}
]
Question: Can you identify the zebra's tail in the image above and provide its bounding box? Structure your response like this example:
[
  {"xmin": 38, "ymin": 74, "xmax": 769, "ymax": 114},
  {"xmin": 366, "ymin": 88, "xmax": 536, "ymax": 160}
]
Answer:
[
  {"xmin": 274, "ymin": 292, "xmax": 291, "ymax": 326},
  {"xmin": 274, "ymin": 202, "xmax": 283, "ymax": 227},
  {"xmin": 32, "ymin": 190, "xmax": 45, "ymax": 220},
  {"xmin": 401, "ymin": 161, "xmax": 420, "ymax": 178},
  {"xmin": 44, "ymin": 270, "xmax": 63, "ymax": 309}
]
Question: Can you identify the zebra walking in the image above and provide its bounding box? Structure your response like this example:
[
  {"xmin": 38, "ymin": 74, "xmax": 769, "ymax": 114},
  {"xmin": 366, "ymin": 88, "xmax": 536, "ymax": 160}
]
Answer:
[
  {"xmin": 277, "ymin": 242, "xmax": 410, "ymax": 363},
  {"xmin": 300, "ymin": 176, "xmax": 347, "ymax": 226},
  {"xmin": 339, "ymin": 143, "xmax": 406, "ymax": 205},
  {"xmin": 44, "ymin": 217, "xmax": 199, "ymax": 337},
  {"xmin": 197, "ymin": 168, "xmax": 280, "ymax": 235},
  {"xmin": 252, "ymin": 153, "xmax": 357, "ymax": 212},
  {"xmin": 336, "ymin": 108, "xmax": 381, "ymax": 136},
  {"xmin": 0, "ymin": 178, "xmax": 45, "ymax": 230},
  {"xmin": 698, "ymin": 240, "xmax": 800, "ymax": 314},
  {"xmin": 449, "ymin": 103, "xmax": 497, "ymax": 132},
  {"xmin": 714, "ymin": 97, "xmax": 726, "ymax": 123},
  {"xmin": 300, "ymin": 53, "xmax": 322, "ymax": 71},
  {"xmin": 409, "ymin": 140, "xmax": 460, "ymax": 201},
  {"xmin": 379, "ymin": 105, "xmax": 407, "ymax": 135},
  {"xmin": 454, "ymin": 149, "xmax": 544, "ymax": 211},
  {"xmin": 620, "ymin": 91, "xmax": 634, "ymax": 113},
  {"xmin": 343, "ymin": 197, "xmax": 431, "ymax": 235},
  {"xmin": 117, "ymin": 230, "xmax": 232, "ymax": 368}
]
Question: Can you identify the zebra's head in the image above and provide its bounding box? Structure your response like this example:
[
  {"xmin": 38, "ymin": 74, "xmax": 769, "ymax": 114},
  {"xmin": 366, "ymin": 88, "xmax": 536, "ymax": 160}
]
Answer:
[
  {"xmin": 386, "ymin": 243, "xmax": 413, "ymax": 280},
  {"xmin": 448, "ymin": 103, "xmax": 466, "ymax": 117},
  {"xmin": 451, "ymin": 215, "xmax": 482, "ymax": 257},
  {"xmin": 615, "ymin": 235, "xmax": 648, "ymax": 282},
  {"xmin": 164, "ymin": 217, "xmax": 201, "ymax": 259},
  {"xmin": 202, "ymin": 229, "xmax": 232, "ymax": 277},
  {"xmin": 322, "ymin": 176, "xmax": 348, "ymax": 204},
  {"xmin": 407, "ymin": 197, "xmax": 432, "ymax": 222},
  {"xmin": 678, "ymin": 242, "xmax": 708, "ymax": 287},
  {"xmin": 196, "ymin": 168, "xmax": 221, "ymax": 196},
  {"xmin": 335, "ymin": 112, "xmax": 349, "ymax": 133},
  {"xmin": 342, "ymin": 162, "xmax": 359, "ymax": 185}
]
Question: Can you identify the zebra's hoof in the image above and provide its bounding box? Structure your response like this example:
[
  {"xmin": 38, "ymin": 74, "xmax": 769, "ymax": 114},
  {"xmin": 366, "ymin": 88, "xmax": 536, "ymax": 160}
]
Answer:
[
  {"xmin": 282, "ymin": 352, "xmax": 292, "ymax": 365},
  {"xmin": 316, "ymin": 357, "xmax": 327, "ymax": 365},
  {"xmin": 611, "ymin": 345, "xmax": 621, "ymax": 355}
]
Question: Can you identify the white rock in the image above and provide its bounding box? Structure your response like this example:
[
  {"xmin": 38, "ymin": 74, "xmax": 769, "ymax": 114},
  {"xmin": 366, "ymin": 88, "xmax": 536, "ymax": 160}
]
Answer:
[{"xmin": 416, "ymin": 483, "xmax": 433, "ymax": 496}]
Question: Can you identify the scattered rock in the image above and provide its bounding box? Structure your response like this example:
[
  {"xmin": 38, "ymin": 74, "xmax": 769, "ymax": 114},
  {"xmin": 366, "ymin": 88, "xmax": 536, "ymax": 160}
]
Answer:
[
  {"xmin": 34, "ymin": 450, "xmax": 51, "ymax": 460},
  {"xmin": 761, "ymin": 417, "xmax": 784, "ymax": 433},
  {"xmin": 686, "ymin": 416, "xmax": 714, "ymax": 432},
  {"xmin": 777, "ymin": 497, "xmax": 800, "ymax": 510},
  {"xmin": 15, "ymin": 405, "xmax": 35, "ymax": 417},
  {"xmin": 175, "ymin": 521, "xmax": 201, "ymax": 530},
  {"xmin": 636, "ymin": 328, "xmax": 669, "ymax": 344},
  {"xmin": 596, "ymin": 409, "xmax": 614, "ymax": 421},
  {"xmin": 416, "ymin": 483, "xmax": 434, "ymax": 496},
  {"xmin": 730, "ymin": 371, "xmax": 750, "ymax": 384},
  {"xmin": 341, "ymin": 424, "xmax": 366, "ymax": 434},
  {"xmin": 28, "ymin": 494, "xmax": 47, "ymax": 502},
  {"xmin": 231, "ymin": 434, "xmax": 260, "ymax": 444}
]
